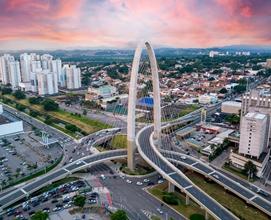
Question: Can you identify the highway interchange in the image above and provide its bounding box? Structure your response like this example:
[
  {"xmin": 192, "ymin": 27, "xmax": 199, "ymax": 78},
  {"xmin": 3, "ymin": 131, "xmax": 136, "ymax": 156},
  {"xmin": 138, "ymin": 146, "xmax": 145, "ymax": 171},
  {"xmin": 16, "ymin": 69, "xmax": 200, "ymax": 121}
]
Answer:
[{"xmin": 1, "ymin": 102, "xmax": 271, "ymax": 219}]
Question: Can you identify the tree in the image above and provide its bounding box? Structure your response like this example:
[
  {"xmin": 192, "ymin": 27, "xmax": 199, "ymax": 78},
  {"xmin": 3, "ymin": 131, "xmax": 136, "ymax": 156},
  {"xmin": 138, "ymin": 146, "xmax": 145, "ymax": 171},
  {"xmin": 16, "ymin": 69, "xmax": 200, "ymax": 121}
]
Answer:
[
  {"xmin": 110, "ymin": 210, "xmax": 128, "ymax": 220},
  {"xmin": 225, "ymin": 114, "xmax": 240, "ymax": 125},
  {"xmin": 13, "ymin": 90, "xmax": 26, "ymax": 99},
  {"xmin": 73, "ymin": 195, "xmax": 86, "ymax": 208},
  {"xmin": 30, "ymin": 110, "xmax": 39, "ymax": 117},
  {"xmin": 29, "ymin": 96, "xmax": 43, "ymax": 104},
  {"xmin": 42, "ymin": 99, "xmax": 59, "ymax": 111},
  {"xmin": 244, "ymin": 160, "xmax": 257, "ymax": 180},
  {"xmin": 31, "ymin": 211, "xmax": 48, "ymax": 220},
  {"xmin": 1, "ymin": 86, "xmax": 12, "ymax": 95},
  {"xmin": 83, "ymin": 109, "xmax": 87, "ymax": 115},
  {"xmin": 219, "ymin": 88, "xmax": 228, "ymax": 94},
  {"xmin": 65, "ymin": 124, "xmax": 79, "ymax": 132}
]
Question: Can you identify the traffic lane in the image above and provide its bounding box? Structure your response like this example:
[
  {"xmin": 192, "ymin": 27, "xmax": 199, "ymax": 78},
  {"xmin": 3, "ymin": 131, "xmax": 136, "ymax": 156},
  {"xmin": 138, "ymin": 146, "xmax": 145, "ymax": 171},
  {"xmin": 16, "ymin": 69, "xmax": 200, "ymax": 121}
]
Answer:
[
  {"xmin": 186, "ymin": 186, "xmax": 234, "ymax": 220},
  {"xmin": 103, "ymin": 176, "xmax": 185, "ymax": 220},
  {"xmin": 252, "ymin": 197, "xmax": 271, "ymax": 212},
  {"xmin": 22, "ymin": 169, "xmax": 68, "ymax": 192},
  {"xmin": 0, "ymin": 190, "xmax": 24, "ymax": 207},
  {"xmin": 161, "ymin": 151, "xmax": 196, "ymax": 165},
  {"xmin": 210, "ymin": 173, "xmax": 254, "ymax": 199}
]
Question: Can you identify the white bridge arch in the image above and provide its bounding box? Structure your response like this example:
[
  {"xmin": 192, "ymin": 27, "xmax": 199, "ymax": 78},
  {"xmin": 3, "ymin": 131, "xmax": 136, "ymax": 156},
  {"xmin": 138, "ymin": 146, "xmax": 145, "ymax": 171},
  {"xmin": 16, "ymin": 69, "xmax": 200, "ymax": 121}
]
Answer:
[{"xmin": 127, "ymin": 41, "xmax": 161, "ymax": 170}]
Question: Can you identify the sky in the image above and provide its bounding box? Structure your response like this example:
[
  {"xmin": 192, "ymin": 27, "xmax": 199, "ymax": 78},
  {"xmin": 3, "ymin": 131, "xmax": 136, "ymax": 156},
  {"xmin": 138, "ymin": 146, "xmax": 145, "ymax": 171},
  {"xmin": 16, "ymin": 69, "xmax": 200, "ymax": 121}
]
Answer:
[{"xmin": 0, "ymin": 0, "xmax": 271, "ymax": 50}]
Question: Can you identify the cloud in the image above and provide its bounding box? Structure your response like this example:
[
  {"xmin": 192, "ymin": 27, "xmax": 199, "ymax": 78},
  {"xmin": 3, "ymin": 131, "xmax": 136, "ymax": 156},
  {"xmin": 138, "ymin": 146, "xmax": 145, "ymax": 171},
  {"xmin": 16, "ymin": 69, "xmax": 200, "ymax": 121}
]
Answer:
[{"xmin": 0, "ymin": 0, "xmax": 270, "ymax": 49}]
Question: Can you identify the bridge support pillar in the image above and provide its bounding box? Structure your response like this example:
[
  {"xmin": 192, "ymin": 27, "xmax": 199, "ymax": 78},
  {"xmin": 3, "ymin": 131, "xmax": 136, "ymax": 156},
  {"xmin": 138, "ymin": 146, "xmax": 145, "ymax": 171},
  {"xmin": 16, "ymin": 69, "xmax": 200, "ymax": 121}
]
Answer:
[
  {"xmin": 185, "ymin": 194, "xmax": 190, "ymax": 205},
  {"xmin": 127, "ymin": 140, "xmax": 136, "ymax": 171},
  {"xmin": 205, "ymin": 211, "xmax": 209, "ymax": 220},
  {"xmin": 168, "ymin": 182, "xmax": 175, "ymax": 193}
]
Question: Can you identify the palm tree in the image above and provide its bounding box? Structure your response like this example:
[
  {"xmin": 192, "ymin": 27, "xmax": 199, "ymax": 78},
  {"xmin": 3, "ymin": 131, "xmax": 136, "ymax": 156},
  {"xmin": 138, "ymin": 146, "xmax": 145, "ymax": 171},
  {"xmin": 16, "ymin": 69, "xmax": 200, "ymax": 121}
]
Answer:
[{"xmin": 244, "ymin": 160, "xmax": 257, "ymax": 181}]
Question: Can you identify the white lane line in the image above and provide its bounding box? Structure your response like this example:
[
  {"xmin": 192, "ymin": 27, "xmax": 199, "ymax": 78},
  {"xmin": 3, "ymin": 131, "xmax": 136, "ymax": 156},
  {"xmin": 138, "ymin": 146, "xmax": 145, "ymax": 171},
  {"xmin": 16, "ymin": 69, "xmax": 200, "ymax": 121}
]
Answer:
[
  {"xmin": 191, "ymin": 162, "xmax": 198, "ymax": 166},
  {"xmin": 184, "ymin": 185, "xmax": 193, "ymax": 190},
  {"xmin": 249, "ymin": 195, "xmax": 258, "ymax": 201},
  {"xmin": 168, "ymin": 172, "xmax": 176, "ymax": 176},
  {"xmin": 208, "ymin": 171, "xmax": 216, "ymax": 175},
  {"xmin": 21, "ymin": 188, "xmax": 28, "ymax": 195}
]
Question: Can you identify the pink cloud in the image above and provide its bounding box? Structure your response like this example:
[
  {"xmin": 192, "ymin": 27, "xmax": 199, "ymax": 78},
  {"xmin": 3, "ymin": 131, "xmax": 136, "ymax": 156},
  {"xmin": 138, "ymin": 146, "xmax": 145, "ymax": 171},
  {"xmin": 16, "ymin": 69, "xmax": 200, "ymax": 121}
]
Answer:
[{"xmin": 0, "ymin": 0, "xmax": 270, "ymax": 49}]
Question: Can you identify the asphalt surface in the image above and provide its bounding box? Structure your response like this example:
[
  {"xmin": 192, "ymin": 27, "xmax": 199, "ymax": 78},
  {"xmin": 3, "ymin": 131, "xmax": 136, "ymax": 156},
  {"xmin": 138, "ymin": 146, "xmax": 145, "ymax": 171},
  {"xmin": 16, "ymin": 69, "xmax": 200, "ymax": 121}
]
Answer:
[{"xmin": 137, "ymin": 125, "xmax": 237, "ymax": 220}]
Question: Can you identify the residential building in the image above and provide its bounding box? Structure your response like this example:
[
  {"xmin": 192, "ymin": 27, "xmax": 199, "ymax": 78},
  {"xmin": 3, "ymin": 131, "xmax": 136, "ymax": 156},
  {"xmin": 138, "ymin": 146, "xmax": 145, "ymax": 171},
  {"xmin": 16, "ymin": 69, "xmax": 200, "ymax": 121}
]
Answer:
[
  {"xmin": 0, "ymin": 54, "xmax": 15, "ymax": 84},
  {"xmin": 36, "ymin": 70, "xmax": 58, "ymax": 95},
  {"xmin": 221, "ymin": 101, "xmax": 241, "ymax": 114},
  {"xmin": 198, "ymin": 94, "xmax": 218, "ymax": 104},
  {"xmin": 8, "ymin": 61, "xmax": 21, "ymax": 89},
  {"xmin": 85, "ymin": 85, "xmax": 117, "ymax": 100},
  {"xmin": 266, "ymin": 59, "xmax": 271, "ymax": 68},
  {"xmin": 62, "ymin": 64, "xmax": 81, "ymax": 89},
  {"xmin": 239, "ymin": 112, "xmax": 269, "ymax": 159},
  {"xmin": 20, "ymin": 53, "xmax": 31, "ymax": 82}
]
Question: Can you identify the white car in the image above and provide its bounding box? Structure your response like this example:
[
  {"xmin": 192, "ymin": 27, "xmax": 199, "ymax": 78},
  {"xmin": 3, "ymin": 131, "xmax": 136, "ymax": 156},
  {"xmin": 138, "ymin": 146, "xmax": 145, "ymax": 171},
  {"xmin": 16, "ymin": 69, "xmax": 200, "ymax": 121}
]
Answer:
[
  {"xmin": 100, "ymin": 174, "xmax": 106, "ymax": 180},
  {"xmin": 181, "ymin": 156, "xmax": 186, "ymax": 160},
  {"xmin": 156, "ymin": 208, "xmax": 163, "ymax": 214},
  {"xmin": 213, "ymin": 174, "xmax": 219, "ymax": 179},
  {"xmin": 136, "ymin": 181, "xmax": 143, "ymax": 185},
  {"xmin": 158, "ymin": 179, "xmax": 164, "ymax": 184},
  {"xmin": 126, "ymin": 179, "xmax": 132, "ymax": 184},
  {"xmin": 143, "ymin": 178, "xmax": 149, "ymax": 183},
  {"xmin": 76, "ymin": 161, "xmax": 82, "ymax": 165}
]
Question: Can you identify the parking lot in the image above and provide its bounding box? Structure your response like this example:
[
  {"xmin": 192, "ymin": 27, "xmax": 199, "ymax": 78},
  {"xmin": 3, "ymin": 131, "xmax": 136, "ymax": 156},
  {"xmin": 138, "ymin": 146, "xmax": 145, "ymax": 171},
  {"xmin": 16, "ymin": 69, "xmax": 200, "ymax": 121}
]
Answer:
[{"xmin": 0, "ymin": 110, "xmax": 63, "ymax": 188}]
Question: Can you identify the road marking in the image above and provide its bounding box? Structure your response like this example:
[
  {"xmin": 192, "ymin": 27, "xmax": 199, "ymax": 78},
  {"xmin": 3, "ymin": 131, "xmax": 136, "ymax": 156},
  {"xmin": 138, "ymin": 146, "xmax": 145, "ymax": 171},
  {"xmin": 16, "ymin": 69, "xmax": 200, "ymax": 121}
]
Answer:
[
  {"xmin": 208, "ymin": 171, "xmax": 216, "ymax": 175},
  {"xmin": 191, "ymin": 162, "xmax": 198, "ymax": 166},
  {"xmin": 184, "ymin": 185, "xmax": 193, "ymax": 190},
  {"xmin": 21, "ymin": 188, "xmax": 28, "ymax": 195},
  {"xmin": 168, "ymin": 172, "xmax": 176, "ymax": 176},
  {"xmin": 249, "ymin": 195, "xmax": 258, "ymax": 201},
  {"xmin": 63, "ymin": 168, "xmax": 70, "ymax": 172}
]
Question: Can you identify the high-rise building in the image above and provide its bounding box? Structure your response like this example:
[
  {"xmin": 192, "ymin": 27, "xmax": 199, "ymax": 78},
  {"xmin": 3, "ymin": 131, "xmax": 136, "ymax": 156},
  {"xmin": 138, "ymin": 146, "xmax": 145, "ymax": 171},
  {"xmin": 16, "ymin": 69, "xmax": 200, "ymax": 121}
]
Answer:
[
  {"xmin": 50, "ymin": 59, "xmax": 62, "ymax": 88},
  {"xmin": 239, "ymin": 112, "xmax": 269, "ymax": 159},
  {"xmin": 0, "ymin": 54, "xmax": 15, "ymax": 84},
  {"xmin": 62, "ymin": 64, "xmax": 81, "ymax": 89},
  {"xmin": 36, "ymin": 70, "xmax": 58, "ymax": 95},
  {"xmin": 8, "ymin": 61, "xmax": 21, "ymax": 89},
  {"xmin": 20, "ymin": 53, "xmax": 31, "ymax": 82},
  {"xmin": 266, "ymin": 59, "xmax": 271, "ymax": 68}
]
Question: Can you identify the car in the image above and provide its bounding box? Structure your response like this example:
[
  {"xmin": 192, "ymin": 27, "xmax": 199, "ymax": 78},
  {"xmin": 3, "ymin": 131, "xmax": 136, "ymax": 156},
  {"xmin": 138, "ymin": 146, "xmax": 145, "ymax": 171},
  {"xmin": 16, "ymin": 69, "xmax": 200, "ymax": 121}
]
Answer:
[
  {"xmin": 147, "ymin": 182, "xmax": 154, "ymax": 186},
  {"xmin": 100, "ymin": 174, "xmax": 106, "ymax": 180},
  {"xmin": 88, "ymin": 199, "xmax": 97, "ymax": 204},
  {"xmin": 126, "ymin": 179, "xmax": 132, "ymax": 184},
  {"xmin": 213, "ymin": 174, "xmax": 219, "ymax": 179},
  {"xmin": 156, "ymin": 208, "xmax": 163, "ymax": 214},
  {"xmin": 51, "ymin": 199, "xmax": 58, "ymax": 203},
  {"xmin": 76, "ymin": 161, "xmax": 82, "ymax": 165},
  {"xmin": 143, "ymin": 178, "xmax": 149, "ymax": 183},
  {"xmin": 136, "ymin": 181, "xmax": 143, "ymax": 185},
  {"xmin": 64, "ymin": 204, "xmax": 72, "ymax": 209},
  {"xmin": 157, "ymin": 179, "xmax": 164, "ymax": 184},
  {"xmin": 42, "ymin": 208, "xmax": 50, "ymax": 213},
  {"xmin": 257, "ymin": 189, "xmax": 269, "ymax": 197}
]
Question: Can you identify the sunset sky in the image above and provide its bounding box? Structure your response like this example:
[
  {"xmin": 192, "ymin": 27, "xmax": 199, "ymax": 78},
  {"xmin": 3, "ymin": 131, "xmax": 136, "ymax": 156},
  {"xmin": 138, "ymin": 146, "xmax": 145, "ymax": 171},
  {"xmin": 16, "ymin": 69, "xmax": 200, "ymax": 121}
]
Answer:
[{"xmin": 0, "ymin": 0, "xmax": 270, "ymax": 50}]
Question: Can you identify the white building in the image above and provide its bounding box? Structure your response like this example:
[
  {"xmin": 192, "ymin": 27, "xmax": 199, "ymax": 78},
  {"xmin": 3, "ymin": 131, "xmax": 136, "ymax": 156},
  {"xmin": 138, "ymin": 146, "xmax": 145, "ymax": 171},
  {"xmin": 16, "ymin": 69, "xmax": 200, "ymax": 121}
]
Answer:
[
  {"xmin": 20, "ymin": 53, "xmax": 32, "ymax": 82},
  {"xmin": 209, "ymin": 51, "xmax": 219, "ymax": 58},
  {"xmin": 239, "ymin": 112, "xmax": 269, "ymax": 159},
  {"xmin": 8, "ymin": 61, "xmax": 21, "ymax": 89},
  {"xmin": 36, "ymin": 70, "xmax": 58, "ymax": 95},
  {"xmin": 198, "ymin": 94, "xmax": 217, "ymax": 104},
  {"xmin": 266, "ymin": 59, "xmax": 271, "ymax": 68},
  {"xmin": 221, "ymin": 101, "xmax": 241, "ymax": 114},
  {"xmin": 0, "ymin": 54, "xmax": 15, "ymax": 84},
  {"xmin": 62, "ymin": 64, "xmax": 81, "ymax": 89}
]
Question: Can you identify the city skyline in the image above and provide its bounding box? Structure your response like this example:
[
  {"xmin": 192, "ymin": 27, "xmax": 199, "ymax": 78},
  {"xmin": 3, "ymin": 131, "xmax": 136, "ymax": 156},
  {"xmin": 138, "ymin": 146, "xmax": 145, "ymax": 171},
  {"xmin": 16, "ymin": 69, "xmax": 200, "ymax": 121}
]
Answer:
[{"xmin": 0, "ymin": 0, "xmax": 271, "ymax": 50}]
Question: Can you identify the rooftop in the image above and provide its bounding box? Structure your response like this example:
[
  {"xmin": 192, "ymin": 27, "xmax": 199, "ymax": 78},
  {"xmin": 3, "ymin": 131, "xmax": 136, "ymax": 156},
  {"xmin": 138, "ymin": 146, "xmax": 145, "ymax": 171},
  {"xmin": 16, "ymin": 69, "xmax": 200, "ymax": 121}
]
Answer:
[{"xmin": 245, "ymin": 112, "xmax": 266, "ymax": 120}]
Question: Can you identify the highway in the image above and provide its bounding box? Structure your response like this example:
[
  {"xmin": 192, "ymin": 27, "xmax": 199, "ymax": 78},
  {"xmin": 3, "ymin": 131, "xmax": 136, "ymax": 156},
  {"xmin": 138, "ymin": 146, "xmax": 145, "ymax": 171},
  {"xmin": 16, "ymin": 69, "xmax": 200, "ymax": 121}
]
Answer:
[{"xmin": 136, "ymin": 125, "xmax": 238, "ymax": 220}]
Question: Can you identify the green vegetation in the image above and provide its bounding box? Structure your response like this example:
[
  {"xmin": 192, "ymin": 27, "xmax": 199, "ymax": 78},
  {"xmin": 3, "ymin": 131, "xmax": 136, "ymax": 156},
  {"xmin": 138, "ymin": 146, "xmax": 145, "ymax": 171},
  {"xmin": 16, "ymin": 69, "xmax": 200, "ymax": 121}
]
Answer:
[
  {"xmin": 190, "ymin": 214, "xmax": 205, "ymax": 220},
  {"xmin": 0, "ymin": 94, "xmax": 110, "ymax": 138},
  {"xmin": 219, "ymin": 87, "xmax": 228, "ymax": 94},
  {"xmin": 178, "ymin": 105, "xmax": 199, "ymax": 117},
  {"xmin": 74, "ymin": 195, "xmax": 86, "ymax": 208},
  {"xmin": 42, "ymin": 99, "xmax": 59, "ymax": 111},
  {"xmin": 31, "ymin": 211, "xmax": 48, "ymax": 220},
  {"xmin": 244, "ymin": 160, "xmax": 257, "ymax": 181},
  {"xmin": 148, "ymin": 184, "xmax": 206, "ymax": 219},
  {"xmin": 110, "ymin": 135, "xmax": 127, "ymax": 149},
  {"xmin": 162, "ymin": 193, "xmax": 179, "ymax": 205},
  {"xmin": 13, "ymin": 90, "xmax": 26, "ymax": 99},
  {"xmin": 187, "ymin": 171, "xmax": 268, "ymax": 220},
  {"xmin": 110, "ymin": 210, "xmax": 129, "ymax": 220},
  {"xmin": 225, "ymin": 114, "xmax": 240, "ymax": 125},
  {"xmin": 208, "ymin": 139, "xmax": 230, "ymax": 161},
  {"xmin": 120, "ymin": 163, "xmax": 154, "ymax": 176}
]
